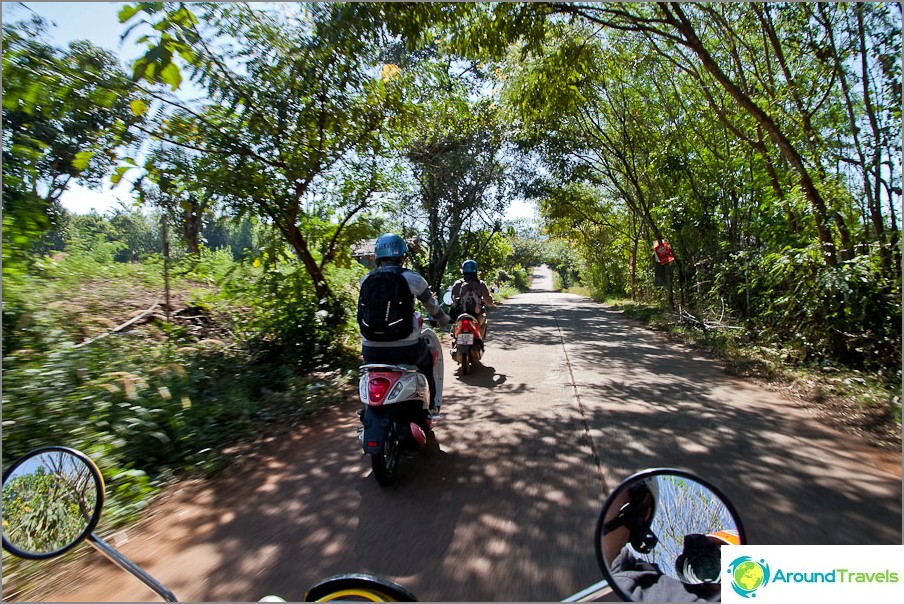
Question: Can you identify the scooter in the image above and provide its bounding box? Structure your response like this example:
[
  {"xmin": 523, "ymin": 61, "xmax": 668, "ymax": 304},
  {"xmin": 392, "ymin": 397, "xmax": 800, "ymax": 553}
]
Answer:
[
  {"xmin": 2, "ymin": 446, "xmax": 747, "ymax": 602},
  {"xmin": 449, "ymin": 312, "xmax": 483, "ymax": 375},
  {"xmin": 357, "ymin": 313, "xmax": 444, "ymax": 486},
  {"xmin": 442, "ymin": 291, "xmax": 485, "ymax": 376}
]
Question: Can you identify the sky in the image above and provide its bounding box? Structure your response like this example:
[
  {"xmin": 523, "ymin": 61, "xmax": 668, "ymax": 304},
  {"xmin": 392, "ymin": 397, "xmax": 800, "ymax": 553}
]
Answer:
[{"xmin": 2, "ymin": 1, "xmax": 536, "ymax": 220}]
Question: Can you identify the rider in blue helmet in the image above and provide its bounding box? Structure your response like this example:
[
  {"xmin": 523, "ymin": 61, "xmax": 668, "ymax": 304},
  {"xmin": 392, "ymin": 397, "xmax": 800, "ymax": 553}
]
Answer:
[
  {"xmin": 374, "ymin": 233, "xmax": 409, "ymax": 261},
  {"xmin": 450, "ymin": 259, "xmax": 496, "ymax": 339},
  {"xmin": 358, "ymin": 233, "xmax": 450, "ymax": 414}
]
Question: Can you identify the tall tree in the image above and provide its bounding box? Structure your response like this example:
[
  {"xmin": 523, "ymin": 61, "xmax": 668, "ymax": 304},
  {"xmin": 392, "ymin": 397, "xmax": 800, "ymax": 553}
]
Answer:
[
  {"xmin": 134, "ymin": 144, "xmax": 219, "ymax": 256},
  {"xmin": 120, "ymin": 2, "xmax": 402, "ymax": 316},
  {"xmin": 2, "ymin": 17, "xmax": 145, "ymax": 275},
  {"xmin": 547, "ymin": 1, "xmax": 901, "ymax": 272},
  {"xmin": 391, "ymin": 58, "xmax": 512, "ymax": 292}
]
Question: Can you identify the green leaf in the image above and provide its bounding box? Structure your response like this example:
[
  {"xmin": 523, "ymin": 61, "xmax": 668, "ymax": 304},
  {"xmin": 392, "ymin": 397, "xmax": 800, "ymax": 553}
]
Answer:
[
  {"xmin": 118, "ymin": 5, "xmax": 140, "ymax": 23},
  {"xmin": 111, "ymin": 166, "xmax": 132, "ymax": 185},
  {"xmin": 71, "ymin": 150, "xmax": 95, "ymax": 171},
  {"xmin": 160, "ymin": 62, "xmax": 183, "ymax": 91},
  {"xmin": 129, "ymin": 99, "xmax": 149, "ymax": 117}
]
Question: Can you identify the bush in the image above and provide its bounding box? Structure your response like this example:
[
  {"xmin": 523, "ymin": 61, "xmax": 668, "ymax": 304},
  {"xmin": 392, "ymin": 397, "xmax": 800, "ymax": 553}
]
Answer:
[{"xmin": 750, "ymin": 246, "xmax": 901, "ymax": 369}]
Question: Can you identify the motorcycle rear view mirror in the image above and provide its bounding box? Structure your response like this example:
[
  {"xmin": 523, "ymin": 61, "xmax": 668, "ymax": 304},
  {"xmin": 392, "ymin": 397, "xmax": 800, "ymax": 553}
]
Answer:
[
  {"xmin": 2, "ymin": 446, "xmax": 104, "ymax": 560},
  {"xmin": 442, "ymin": 290, "xmax": 453, "ymax": 305},
  {"xmin": 2, "ymin": 446, "xmax": 177, "ymax": 601},
  {"xmin": 595, "ymin": 469, "xmax": 746, "ymax": 602}
]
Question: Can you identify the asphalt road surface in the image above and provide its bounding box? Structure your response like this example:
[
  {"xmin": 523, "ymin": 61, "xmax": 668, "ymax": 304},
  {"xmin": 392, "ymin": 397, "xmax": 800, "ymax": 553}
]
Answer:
[{"xmin": 33, "ymin": 266, "xmax": 902, "ymax": 602}]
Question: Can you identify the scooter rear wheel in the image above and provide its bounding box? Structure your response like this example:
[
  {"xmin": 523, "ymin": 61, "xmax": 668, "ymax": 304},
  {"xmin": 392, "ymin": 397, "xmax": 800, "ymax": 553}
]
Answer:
[
  {"xmin": 371, "ymin": 422, "xmax": 400, "ymax": 486},
  {"xmin": 459, "ymin": 345, "xmax": 470, "ymax": 375}
]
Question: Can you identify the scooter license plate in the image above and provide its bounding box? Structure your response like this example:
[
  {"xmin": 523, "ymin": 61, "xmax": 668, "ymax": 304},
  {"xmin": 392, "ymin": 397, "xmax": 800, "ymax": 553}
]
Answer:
[{"xmin": 457, "ymin": 333, "xmax": 474, "ymax": 345}]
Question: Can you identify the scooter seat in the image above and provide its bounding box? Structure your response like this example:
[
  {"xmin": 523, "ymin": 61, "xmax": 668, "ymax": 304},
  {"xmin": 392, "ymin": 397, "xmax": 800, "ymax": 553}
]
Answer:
[{"xmin": 360, "ymin": 363, "xmax": 419, "ymax": 373}]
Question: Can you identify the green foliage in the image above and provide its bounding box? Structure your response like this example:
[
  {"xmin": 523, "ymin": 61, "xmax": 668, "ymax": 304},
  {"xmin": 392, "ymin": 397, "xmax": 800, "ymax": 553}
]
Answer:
[
  {"xmin": 493, "ymin": 3, "xmax": 901, "ymax": 373},
  {"xmin": 120, "ymin": 2, "xmax": 401, "ymax": 306},
  {"xmin": 495, "ymin": 266, "xmax": 531, "ymax": 293},
  {"xmin": 2, "ymin": 18, "xmax": 146, "ymax": 278},
  {"xmin": 386, "ymin": 49, "xmax": 516, "ymax": 292},
  {"xmin": 2, "ymin": 243, "xmax": 360, "ymax": 531},
  {"xmin": 1, "ymin": 464, "xmax": 97, "ymax": 554},
  {"xmin": 543, "ymin": 239, "xmax": 582, "ymax": 290},
  {"xmin": 747, "ymin": 247, "xmax": 901, "ymax": 369},
  {"xmin": 508, "ymin": 235, "xmax": 545, "ymax": 271}
]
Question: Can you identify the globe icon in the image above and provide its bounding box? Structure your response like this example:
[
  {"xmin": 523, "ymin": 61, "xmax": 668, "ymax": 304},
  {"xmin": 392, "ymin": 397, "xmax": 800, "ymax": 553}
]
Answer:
[
  {"xmin": 728, "ymin": 556, "xmax": 770, "ymax": 598},
  {"xmin": 733, "ymin": 560, "xmax": 765, "ymax": 591}
]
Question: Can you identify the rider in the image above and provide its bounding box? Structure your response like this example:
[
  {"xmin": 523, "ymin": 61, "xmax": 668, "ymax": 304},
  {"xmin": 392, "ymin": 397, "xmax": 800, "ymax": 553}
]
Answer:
[
  {"xmin": 359, "ymin": 233, "xmax": 450, "ymax": 414},
  {"xmin": 450, "ymin": 259, "xmax": 496, "ymax": 340}
]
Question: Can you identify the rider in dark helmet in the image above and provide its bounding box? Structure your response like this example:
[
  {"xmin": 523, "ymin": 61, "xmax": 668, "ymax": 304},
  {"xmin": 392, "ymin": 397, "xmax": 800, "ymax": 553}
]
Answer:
[
  {"xmin": 359, "ymin": 233, "xmax": 450, "ymax": 413},
  {"xmin": 450, "ymin": 259, "xmax": 496, "ymax": 340}
]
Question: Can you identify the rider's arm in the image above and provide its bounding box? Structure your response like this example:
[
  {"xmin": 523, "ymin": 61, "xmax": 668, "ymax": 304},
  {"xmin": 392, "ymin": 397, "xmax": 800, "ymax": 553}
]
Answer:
[
  {"xmin": 418, "ymin": 288, "xmax": 450, "ymax": 326},
  {"xmin": 480, "ymin": 282, "xmax": 497, "ymax": 307},
  {"xmin": 404, "ymin": 271, "xmax": 451, "ymax": 326}
]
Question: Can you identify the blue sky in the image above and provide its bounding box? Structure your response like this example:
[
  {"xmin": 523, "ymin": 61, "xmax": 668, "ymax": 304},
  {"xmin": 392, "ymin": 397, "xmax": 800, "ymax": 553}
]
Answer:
[
  {"xmin": 2, "ymin": 2, "xmax": 536, "ymax": 219},
  {"xmin": 5, "ymin": 2, "xmax": 142, "ymax": 61}
]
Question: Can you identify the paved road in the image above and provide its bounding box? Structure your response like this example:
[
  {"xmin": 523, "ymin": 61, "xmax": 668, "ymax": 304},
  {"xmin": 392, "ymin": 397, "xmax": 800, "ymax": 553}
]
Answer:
[{"xmin": 36, "ymin": 266, "xmax": 901, "ymax": 602}]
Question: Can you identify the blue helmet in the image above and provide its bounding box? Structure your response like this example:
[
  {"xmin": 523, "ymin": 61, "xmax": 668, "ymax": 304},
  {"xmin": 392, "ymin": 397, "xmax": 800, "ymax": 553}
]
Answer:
[
  {"xmin": 374, "ymin": 233, "xmax": 408, "ymax": 260},
  {"xmin": 461, "ymin": 259, "xmax": 478, "ymax": 274}
]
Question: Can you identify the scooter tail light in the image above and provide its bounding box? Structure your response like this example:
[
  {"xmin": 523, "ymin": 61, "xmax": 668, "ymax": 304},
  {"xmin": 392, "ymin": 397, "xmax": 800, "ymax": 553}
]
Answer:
[{"xmin": 367, "ymin": 376, "xmax": 392, "ymax": 404}]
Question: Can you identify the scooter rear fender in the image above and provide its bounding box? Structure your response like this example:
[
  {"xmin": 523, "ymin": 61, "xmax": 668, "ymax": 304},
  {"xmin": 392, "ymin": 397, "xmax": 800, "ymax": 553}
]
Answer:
[{"xmin": 361, "ymin": 406, "xmax": 390, "ymax": 454}]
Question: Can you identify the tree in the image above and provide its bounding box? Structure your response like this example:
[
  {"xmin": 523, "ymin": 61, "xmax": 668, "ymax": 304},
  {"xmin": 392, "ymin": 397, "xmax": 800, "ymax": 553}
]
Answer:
[
  {"xmin": 135, "ymin": 144, "xmax": 220, "ymax": 256},
  {"xmin": 547, "ymin": 1, "xmax": 901, "ymax": 272},
  {"xmin": 120, "ymin": 2, "xmax": 403, "ymax": 319},
  {"xmin": 2, "ymin": 17, "xmax": 146, "ymax": 276},
  {"xmin": 387, "ymin": 55, "xmax": 513, "ymax": 293},
  {"xmin": 481, "ymin": 2, "xmax": 900, "ymax": 365}
]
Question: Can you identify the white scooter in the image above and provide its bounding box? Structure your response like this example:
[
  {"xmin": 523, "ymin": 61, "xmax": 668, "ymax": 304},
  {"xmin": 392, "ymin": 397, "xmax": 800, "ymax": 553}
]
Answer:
[
  {"xmin": 357, "ymin": 313, "xmax": 444, "ymax": 486},
  {"xmin": 2, "ymin": 446, "xmax": 746, "ymax": 602}
]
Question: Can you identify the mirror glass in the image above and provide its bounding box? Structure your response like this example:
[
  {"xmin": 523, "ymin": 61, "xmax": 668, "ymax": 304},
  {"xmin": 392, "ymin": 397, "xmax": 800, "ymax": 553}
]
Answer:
[
  {"xmin": 596, "ymin": 470, "xmax": 745, "ymax": 602},
  {"xmin": 442, "ymin": 291, "xmax": 453, "ymax": 306},
  {"xmin": 2, "ymin": 448, "xmax": 103, "ymax": 558}
]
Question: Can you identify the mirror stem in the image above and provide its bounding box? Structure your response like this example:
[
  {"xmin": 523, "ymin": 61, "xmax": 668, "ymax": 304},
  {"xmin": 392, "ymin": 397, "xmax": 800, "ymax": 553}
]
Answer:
[
  {"xmin": 87, "ymin": 533, "xmax": 177, "ymax": 602},
  {"xmin": 562, "ymin": 579, "xmax": 613, "ymax": 602}
]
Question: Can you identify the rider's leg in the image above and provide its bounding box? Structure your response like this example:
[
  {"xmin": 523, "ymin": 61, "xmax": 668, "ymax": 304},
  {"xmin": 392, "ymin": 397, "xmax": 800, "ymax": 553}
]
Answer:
[{"xmin": 413, "ymin": 339, "xmax": 437, "ymax": 410}]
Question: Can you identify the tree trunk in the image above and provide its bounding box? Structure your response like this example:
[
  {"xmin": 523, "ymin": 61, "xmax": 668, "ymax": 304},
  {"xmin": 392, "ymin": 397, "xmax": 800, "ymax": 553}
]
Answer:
[
  {"xmin": 663, "ymin": 2, "xmax": 838, "ymax": 265},
  {"xmin": 281, "ymin": 221, "xmax": 338, "ymax": 321}
]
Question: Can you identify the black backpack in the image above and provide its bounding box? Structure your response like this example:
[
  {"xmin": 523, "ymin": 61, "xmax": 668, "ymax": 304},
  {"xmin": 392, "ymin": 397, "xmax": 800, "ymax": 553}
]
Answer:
[{"xmin": 357, "ymin": 267, "xmax": 415, "ymax": 341}]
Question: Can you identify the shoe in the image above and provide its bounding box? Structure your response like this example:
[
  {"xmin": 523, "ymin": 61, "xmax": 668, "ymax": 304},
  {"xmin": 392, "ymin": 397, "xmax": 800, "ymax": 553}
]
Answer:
[{"xmin": 427, "ymin": 407, "xmax": 444, "ymax": 422}]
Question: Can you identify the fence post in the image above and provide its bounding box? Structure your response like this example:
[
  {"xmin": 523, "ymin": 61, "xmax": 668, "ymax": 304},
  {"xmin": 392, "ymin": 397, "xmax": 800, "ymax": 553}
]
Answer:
[{"xmin": 162, "ymin": 214, "xmax": 172, "ymax": 324}]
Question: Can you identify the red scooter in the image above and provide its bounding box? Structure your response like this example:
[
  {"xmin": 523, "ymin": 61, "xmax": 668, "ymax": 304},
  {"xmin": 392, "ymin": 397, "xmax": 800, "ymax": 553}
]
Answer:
[
  {"xmin": 449, "ymin": 312, "xmax": 483, "ymax": 375},
  {"xmin": 443, "ymin": 290, "xmax": 485, "ymax": 376}
]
